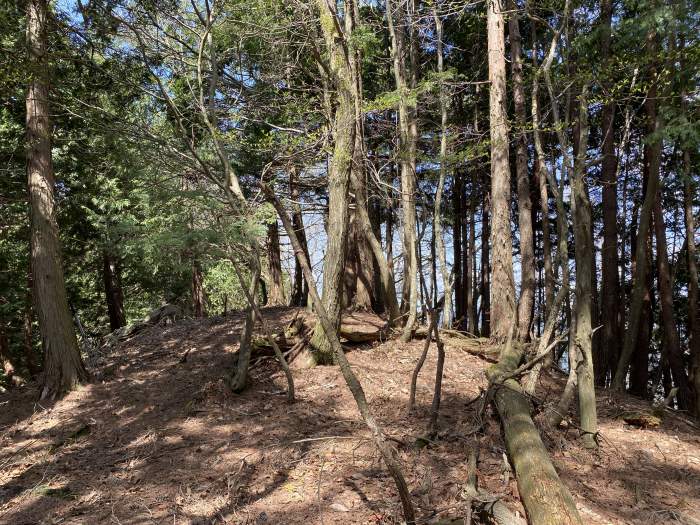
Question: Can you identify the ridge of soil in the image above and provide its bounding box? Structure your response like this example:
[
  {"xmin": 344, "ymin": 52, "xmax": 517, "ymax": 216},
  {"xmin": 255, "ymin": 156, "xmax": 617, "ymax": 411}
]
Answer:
[{"xmin": 1, "ymin": 307, "xmax": 699, "ymax": 524}]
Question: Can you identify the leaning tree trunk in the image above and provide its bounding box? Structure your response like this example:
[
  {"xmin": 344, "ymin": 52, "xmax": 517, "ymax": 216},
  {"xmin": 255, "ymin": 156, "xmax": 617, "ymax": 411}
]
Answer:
[
  {"xmin": 265, "ymin": 183, "xmax": 416, "ymax": 524},
  {"xmin": 308, "ymin": 0, "xmax": 355, "ymax": 364},
  {"xmin": 26, "ymin": 0, "xmax": 88, "ymax": 400},
  {"xmin": 508, "ymin": 2, "xmax": 534, "ymax": 342},
  {"xmin": 486, "ymin": 0, "xmax": 516, "ymax": 341}
]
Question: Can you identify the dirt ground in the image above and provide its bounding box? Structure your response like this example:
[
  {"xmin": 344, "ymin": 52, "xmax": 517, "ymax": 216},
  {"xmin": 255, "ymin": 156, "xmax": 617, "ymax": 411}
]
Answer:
[{"xmin": 1, "ymin": 307, "xmax": 699, "ymax": 524}]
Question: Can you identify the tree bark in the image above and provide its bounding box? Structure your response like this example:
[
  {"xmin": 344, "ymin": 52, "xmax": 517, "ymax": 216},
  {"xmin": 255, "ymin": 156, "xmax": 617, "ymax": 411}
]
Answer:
[
  {"xmin": 229, "ymin": 260, "xmax": 260, "ymax": 392},
  {"xmin": 612, "ymin": 44, "xmax": 664, "ymax": 390},
  {"xmin": 266, "ymin": 220, "xmax": 286, "ymax": 306},
  {"xmin": 191, "ymin": 258, "xmax": 207, "ymax": 318},
  {"xmin": 653, "ymin": 194, "xmax": 692, "ymax": 410},
  {"xmin": 486, "ymin": 0, "xmax": 516, "ymax": 340},
  {"xmin": 599, "ymin": 0, "xmax": 620, "ymax": 387},
  {"xmin": 264, "ymin": 183, "xmax": 416, "ymax": 524},
  {"xmin": 387, "ymin": 0, "xmax": 419, "ymax": 342},
  {"xmin": 308, "ymin": 0, "xmax": 355, "ymax": 364},
  {"xmin": 454, "ymin": 173, "xmax": 464, "ymax": 326},
  {"xmin": 432, "ymin": 5, "xmax": 454, "ymax": 329},
  {"xmin": 102, "ymin": 250, "xmax": 126, "ymax": 330},
  {"xmin": 289, "ymin": 168, "xmax": 309, "ymax": 307},
  {"xmin": 570, "ymin": 87, "xmax": 597, "ymax": 448},
  {"xmin": 26, "ymin": 0, "xmax": 88, "ymax": 400},
  {"xmin": 508, "ymin": 2, "xmax": 534, "ymax": 342},
  {"xmin": 487, "ymin": 340, "xmax": 583, "ymax": 525}
]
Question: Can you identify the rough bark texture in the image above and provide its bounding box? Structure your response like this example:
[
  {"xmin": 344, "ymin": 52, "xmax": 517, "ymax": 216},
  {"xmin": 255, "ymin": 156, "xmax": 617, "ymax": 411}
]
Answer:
[
  {"xmin": 613, "ymin": 52, "xmax": 663, "ymax": 390},
  {"xmin": 308, "ymin": 0, "xmax": 355, "ymax": 364},
  {"xmin": 487, "ymin": 340, "xmax": 583, "ymax": 525},
  {"xmin": 570, "ymin": 89, "xmax": 597, "ymax": 448},
  {"xmin": 684, "ymin": 150, "xmax": 700, "ymax": 417},
  {"xmin": 432, "ymin": 6, "xmax": 454, "ymax": 329},
  {"xmin": 191, "ymin": 258, "xmax": 206, "ymax": 319},
  {"xmin": 26, "ymin": 0, "xmax": 88, "ymax": 400},
  {"xmin": 387, "ymin": 0, "xmax": 419, "ymax": 342},
  {"xmin": 599, "ymin": 0, "xmax": 620, "ymax": 387},
  {"xmin": 102, "ymin": 250, "xmax": 126, "ymax": 331},
  {"xmin": 229, "ymin": 262, "xmax": 260, "ymax": 392},
  {"xmin": 453, "ymin": 173, "xmax": 464, "ymax": 325},
  {"xmin": 653, "ymin": 195, "xmax": 691, "ymax": 410},
  {"xmin": 486, "ymin": 0, "xmax": 516, "ymax": 341},
  {"xmin": 266, "ymin": 221, "xmax": 286, "ymax": 306},
  {"xmin": 508, "ymin": 4, "xmax": 534, "ymax": 342},
  {"xmin": 289, "ymin": 168, "xmax": 309, "ymax": 307}
]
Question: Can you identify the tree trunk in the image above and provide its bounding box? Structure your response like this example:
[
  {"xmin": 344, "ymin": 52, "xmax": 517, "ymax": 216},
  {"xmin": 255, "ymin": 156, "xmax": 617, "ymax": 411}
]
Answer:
[
  {"xmin": 487, "ymin": 340, "xmax": 583, "ymax": 525},
  {"xmin": 432, "ymin": 5, "xmax": 453, "ymax": 329},
  {"xmin": 570, "ymin": 87, "xmax": 597, "ymax": 448},
  {"xmin": 486, "ymin": 0, "xmax": 516, "ymax": 340},
  {"xmin": 612, "ymin": 45, "xmax": 664, "ymax": 390},
  {"xmin": 653, "ymin": 195, "xmax": 692, "ymax": 410},
  {"xmin": 453, "ymin": 173, "xmax": 464, "ymax": 326},
  {"xmin": 508, "ymin": 3, "xmax": 534, "ymax": 342},
  {"xmin": 229, "ymin": 260, "xmax": 260, "ymax": 392},
  {"xmin": 387, "ymin": 0, "xmax": 419, "ymax": 342},
  {"xmin": 467, "ymin": 172, "xmax": 478, "ymax": 333},
  {"xmin": 26, "ymin": 0, "xmax": 88, "ymax": 400},
  {"xmin": 289, "ymin": 168, "xmax": 309, "ymax": 307},
  {"xmin": 191, "ymin": 258, "xmax": 207, "ymax": 318},
  {"xmin": 102, "ymin": 250, "xmax": 126, "ymax": 330},
  {"xmin": 481, "ymin": 190, "xmax": 491, "ymax": 337},
  {"xmin": 266, "ymin": 220, "xmax": 286, "ymax": 306},
  {"xmin": 308, "ymin": 0, "xmax": 355, "ymax": 364},
  {"xmin": 599, "ymin": 0, "xmax": 620, "ymax": 387},
  {"xmin": 23, "ymin": 268, "xmax": 38, "ymax": 377}
]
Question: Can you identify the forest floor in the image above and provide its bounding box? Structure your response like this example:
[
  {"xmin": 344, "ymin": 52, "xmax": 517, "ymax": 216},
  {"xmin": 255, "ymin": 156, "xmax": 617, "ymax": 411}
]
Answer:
[{"xmin": 1, "ymin": 307, "xmax": 699, "ymax": 525}]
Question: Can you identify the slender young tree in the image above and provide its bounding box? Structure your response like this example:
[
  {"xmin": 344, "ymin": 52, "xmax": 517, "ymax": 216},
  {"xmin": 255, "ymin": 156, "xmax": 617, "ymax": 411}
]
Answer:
[{"xmin": 26, "ymin": 0, "xmax": 88, "ymax": 399}]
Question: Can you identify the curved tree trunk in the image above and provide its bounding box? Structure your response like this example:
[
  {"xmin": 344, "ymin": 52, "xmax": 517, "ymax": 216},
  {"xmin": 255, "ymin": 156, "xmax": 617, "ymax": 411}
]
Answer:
[
  {"xmin": 289, "ymin": 168, "xmax": 309, "ymax": 307},
  {"xmin": 229, "ymin": 260, "xmax": 260, "ymax": 392},
  {"xmin": 26, "ymin": 0, "xmax": 88, "ymax": 400},
  {"xmin": 486, "ymin": 0, "xmax": 516, "ymax": 341}
]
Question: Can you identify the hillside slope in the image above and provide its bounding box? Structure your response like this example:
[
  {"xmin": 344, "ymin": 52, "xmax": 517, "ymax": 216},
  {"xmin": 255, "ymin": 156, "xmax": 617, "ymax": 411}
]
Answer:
[{"xmin": 1, "ymin": 307, "xmax": 699, "ymax": 524}]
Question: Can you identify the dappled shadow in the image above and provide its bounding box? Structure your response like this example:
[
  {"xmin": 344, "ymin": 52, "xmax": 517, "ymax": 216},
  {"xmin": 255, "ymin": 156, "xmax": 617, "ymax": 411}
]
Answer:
[{"xmin": 1, "ymin": 310, "xmax": 699, "ymax": 524}]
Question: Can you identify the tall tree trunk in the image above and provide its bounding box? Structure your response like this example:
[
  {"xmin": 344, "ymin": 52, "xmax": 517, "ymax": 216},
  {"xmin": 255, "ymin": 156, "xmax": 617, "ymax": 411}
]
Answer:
[
  {"xmin": 289, "ymin": 168, "xmax": 309, "ymax": 307},
  {"xmin": 308, "ymin": 0, "xmax": 355, "ymax": 364},
  {"xmin": 229, "ymin": 260, "xmax": 260, "ymax": 392},
  {"xmin": 683, "ymin": 149, "xmax": 700, "ymax": 416},
  {"xmin": 599, "ymin": 0, "xmax": 620, "ymax": 387},
  {"xmin": 613, "ymin": 41, "xmax": 664, "ymax": 390},
  {"xmin": 24, "ymin": 269, "xmax": 38, "ymax": 377},
  {"xmin": 508, "ymin": 4, "xmax": 535, "ymax": 342},
  {"xmin": 486, "ymin": 0, "xmax": 516, "ymax": 340},
  {"xmin": 266, "ymin": 221, "xmax": 286, "ymax": 306},
  {"xmin": 102, "ymin": 250, "xmax": 126, "ymax": 330},
  {"xmin": 191, "ymin": 258, "xmax": 206, "ymax": 318},
  {"xmin": 432, "ymin": 4, "xmax": 453, "ymax": 328},
  {"xmin": 481, "ymin": 190, "xmax": 491, "ymax": 337},
  {"xmin": 467, "ymin": 172, "xmax": 478, "ymax": 333},
  {"xmin": 654, "ymin": 195, "xmax": 692, "ymax": 410},
  {"xmin": 571, "ymin": 88, "xmax": 597, "ymax": 448},
  {"xmin": 387, "ymin": 0, "xmax": 419, "ymax": 342},
  {"xmin": 26, "ymin": 0, "xmax": 88, "ymax": 400},
  {"xmin": 453, "ymin": 173, "xmax": 464, "ymax": 326}
]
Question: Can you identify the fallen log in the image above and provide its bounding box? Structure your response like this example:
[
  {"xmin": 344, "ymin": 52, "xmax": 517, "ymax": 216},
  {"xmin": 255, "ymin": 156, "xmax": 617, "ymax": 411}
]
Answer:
[
  {"xmin": 486, "ymin": 333, "xmax": 583, "ymax": 525},
  {"xmin": 339, "ymin": 311, "xmax": 387, "ymax": 343}
]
